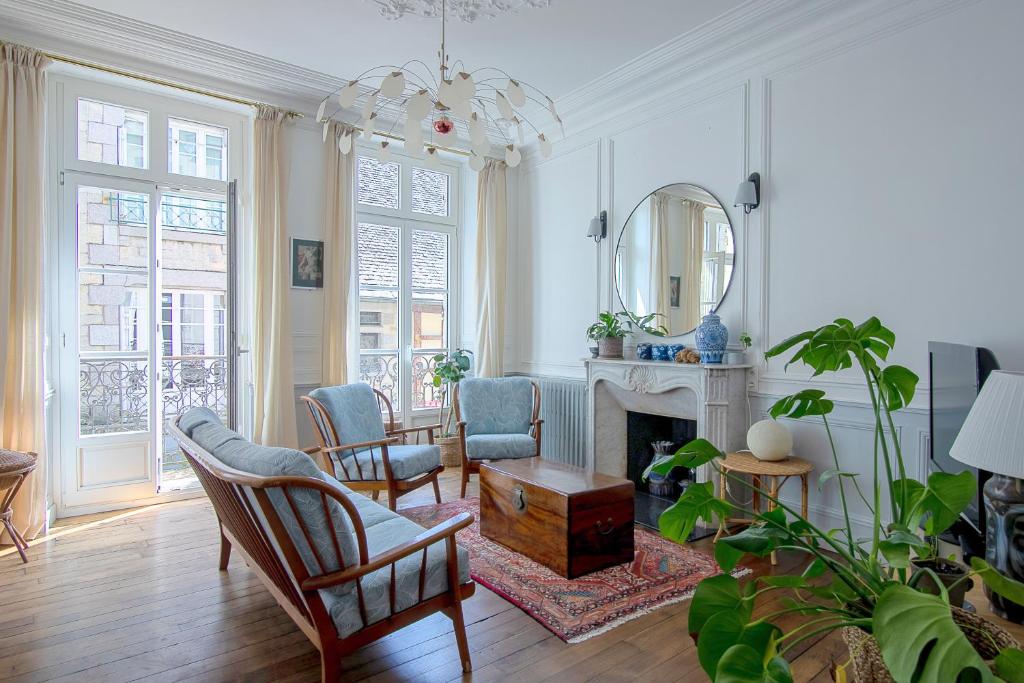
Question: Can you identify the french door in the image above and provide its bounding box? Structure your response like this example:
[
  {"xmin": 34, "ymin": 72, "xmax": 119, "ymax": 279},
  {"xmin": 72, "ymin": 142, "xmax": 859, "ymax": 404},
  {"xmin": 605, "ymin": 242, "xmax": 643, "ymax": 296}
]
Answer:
[{"xmin": 57, "ymin": 173, "xmax": 238, "ymax": 509}]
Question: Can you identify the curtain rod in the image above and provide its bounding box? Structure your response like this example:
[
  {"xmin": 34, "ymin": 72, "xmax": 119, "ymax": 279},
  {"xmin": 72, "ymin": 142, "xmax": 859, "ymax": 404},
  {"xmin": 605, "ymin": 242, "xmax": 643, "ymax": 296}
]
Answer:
[
  {"xmin": 45, "ymin": 51, "xmax": 485, "ymax": 158},
  {"xmin": 43, "ymin": 51, "xmax": 305, "ymax": 118}
]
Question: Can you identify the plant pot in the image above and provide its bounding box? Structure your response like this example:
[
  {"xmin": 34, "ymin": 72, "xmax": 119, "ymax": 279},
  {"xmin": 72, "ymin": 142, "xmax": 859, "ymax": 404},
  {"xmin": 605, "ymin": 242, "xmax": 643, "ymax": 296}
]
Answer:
[
  {"xmin": 598, "ymin": 337, "xmax": 624, "ymax": 359},
  {"xmin": 912, "ymin": 558, "xmax": 973, "ymax": 608},
  {"xmin": 436, "ymin": 435, "xmax": 462, "ymax": 468},
  {"xmin": 840, "ymin": 607, "xmax": 1018, "ymax": 682}
]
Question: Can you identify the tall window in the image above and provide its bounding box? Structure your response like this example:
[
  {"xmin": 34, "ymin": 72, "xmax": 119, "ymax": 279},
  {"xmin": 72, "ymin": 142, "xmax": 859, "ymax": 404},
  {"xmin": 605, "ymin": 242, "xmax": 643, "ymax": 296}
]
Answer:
[
  {"xmin": 700, "ymin": 209, "xmax": 735, "ymax": 317},
  {"xmin": 355, "ymin": 150, "xmax": 458, "ymax": 415}
]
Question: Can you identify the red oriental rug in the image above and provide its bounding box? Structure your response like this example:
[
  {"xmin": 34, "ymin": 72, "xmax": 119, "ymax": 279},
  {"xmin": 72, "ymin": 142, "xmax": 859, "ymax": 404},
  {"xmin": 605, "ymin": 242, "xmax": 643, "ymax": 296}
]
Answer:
[{"xmin": 399, "ymin": 497, "xmax": 746, "ymax": 643}]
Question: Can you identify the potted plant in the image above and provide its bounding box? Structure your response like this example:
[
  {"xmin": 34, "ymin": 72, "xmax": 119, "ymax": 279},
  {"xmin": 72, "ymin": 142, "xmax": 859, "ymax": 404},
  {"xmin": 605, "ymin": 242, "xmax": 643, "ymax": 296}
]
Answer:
[
  {"xmin": 586, "ymin": 311, "xmax": 666, "ymax": 359},
  {"xmin": 431, "ymin": 348, "xmax": 472, "ymax": 468},
  {"xmin": 644, "ymin": 317, "xmax": 1024, "ymax": 682}
]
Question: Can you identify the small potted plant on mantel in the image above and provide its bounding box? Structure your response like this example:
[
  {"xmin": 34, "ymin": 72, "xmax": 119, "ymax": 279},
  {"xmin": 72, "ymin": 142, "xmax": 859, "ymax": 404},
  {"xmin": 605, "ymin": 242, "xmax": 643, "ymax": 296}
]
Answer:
[
  {"xmin": 644, "ymin": 316, "xmax": 1024, "ymax": 682},
  {"xmin": 586, "ymin": 311, "xmax": 667, "ymax": 359},
  {"xmin": 431, "ymin": 349, "xmax": 472, "ymax": 468}
]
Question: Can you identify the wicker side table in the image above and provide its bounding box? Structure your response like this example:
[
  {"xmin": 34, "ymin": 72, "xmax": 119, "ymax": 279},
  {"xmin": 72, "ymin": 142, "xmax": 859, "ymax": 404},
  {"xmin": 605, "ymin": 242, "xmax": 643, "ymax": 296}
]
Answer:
[
  {"xmin": 0, "ymin": 449, "xmax": 38, "ymax": 563},
  {"xmin": 713, "ymin": 451, "xmax": 813, "ymax": 565}
]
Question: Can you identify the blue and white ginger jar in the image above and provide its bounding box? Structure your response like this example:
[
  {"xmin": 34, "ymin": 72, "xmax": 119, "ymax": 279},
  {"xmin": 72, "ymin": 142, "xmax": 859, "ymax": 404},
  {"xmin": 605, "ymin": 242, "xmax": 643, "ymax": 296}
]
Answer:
[{"xmin": 695, "ymin": 313, "xmax": 728, "ymax": 363}]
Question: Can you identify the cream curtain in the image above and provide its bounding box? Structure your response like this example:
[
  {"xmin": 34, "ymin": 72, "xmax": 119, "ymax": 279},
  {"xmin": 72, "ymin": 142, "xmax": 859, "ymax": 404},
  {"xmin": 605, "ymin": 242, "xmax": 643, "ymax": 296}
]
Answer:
[
  {"xmin": 252, "ymin": 105, "xmax": 298, "ymax": 447},
  {"xmin": 681, "ymin": 200, "xmax": 706, "ymax": 331},
  {"xmin": 474, "ymin": 159, "xmax": 508, "ymax": 377},
  {"xmin": 648, "ymin": 192, "xmax": 670, "ymax": 321},
  {"xmin": 321, "ymin": 122, "xmax": 358, "ymax": 387},
  {"xmin": 0, "ymin": 43, "xmax": 49, "ymax": 543}
]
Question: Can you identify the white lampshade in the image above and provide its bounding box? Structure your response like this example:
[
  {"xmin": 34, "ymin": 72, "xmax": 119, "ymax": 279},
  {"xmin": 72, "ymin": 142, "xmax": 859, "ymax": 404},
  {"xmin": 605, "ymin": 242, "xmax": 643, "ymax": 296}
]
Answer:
[
  {"xmin": 949, "ymin": 370, "xmax": 1024, "ymax": 478},
  {"xmin": 734, "ymin": 180, "xmax": 757, "ymax": 207}
]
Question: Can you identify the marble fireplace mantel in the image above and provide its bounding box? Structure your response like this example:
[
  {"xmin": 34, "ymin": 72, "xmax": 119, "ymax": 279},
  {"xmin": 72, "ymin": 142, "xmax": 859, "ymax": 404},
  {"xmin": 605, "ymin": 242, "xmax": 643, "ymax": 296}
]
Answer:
[{"xmin": 584, "ymin": 358, "xmax": 752, "ymax": 483}]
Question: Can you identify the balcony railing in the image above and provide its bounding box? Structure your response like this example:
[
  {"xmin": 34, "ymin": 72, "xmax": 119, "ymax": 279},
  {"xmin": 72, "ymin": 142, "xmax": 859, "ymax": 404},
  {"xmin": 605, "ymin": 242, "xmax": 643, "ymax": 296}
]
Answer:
[
  {"xmin": 358, "ymin": 350, "xmax": 444, "ymax": 411},
  {"xmin": 80, "ymin": 355, "xmax": 228, "ymax": 448}
]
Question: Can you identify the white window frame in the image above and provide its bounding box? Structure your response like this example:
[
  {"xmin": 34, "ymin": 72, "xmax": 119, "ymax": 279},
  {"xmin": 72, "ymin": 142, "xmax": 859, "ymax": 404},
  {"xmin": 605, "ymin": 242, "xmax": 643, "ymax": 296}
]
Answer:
[
  {"xmin": 161, "ymin": 290, "xmax": 226, "ymax": 357},
  {"xmin": 354, "ymin": 143, "xmax": 460, "ymax": 418},
  {"xmin": 48, "ymin": 72, "xmax": 251, "ymax": 516},
  {"xmin": 168, "ymin": 118, "xmax": 228, "ymax": 181}
]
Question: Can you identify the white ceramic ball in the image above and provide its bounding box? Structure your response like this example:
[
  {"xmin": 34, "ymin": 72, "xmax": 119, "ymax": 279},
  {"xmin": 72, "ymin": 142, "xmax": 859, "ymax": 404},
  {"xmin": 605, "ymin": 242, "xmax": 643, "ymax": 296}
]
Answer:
[{"xmin": 746, "ymin": 420, "xmax": 793, "ymax": 462}]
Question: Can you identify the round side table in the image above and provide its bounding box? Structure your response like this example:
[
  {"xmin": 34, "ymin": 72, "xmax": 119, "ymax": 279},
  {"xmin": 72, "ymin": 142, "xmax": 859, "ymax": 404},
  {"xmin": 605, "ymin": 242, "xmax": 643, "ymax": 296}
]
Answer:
[
  {"xmin": 713, "ymin": 451, "xmax": 813, "ymax": 565},
  {"xmin": 0, "ymin": 449, "xmax": 38, "ymax": 563}
]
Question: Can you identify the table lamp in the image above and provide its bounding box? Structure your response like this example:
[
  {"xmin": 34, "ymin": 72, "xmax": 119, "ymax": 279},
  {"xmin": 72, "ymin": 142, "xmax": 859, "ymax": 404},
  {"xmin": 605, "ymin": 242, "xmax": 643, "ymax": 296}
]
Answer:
[{"xmin": 949, "ymin": 370, "xmax": 1024, "ymax": 622}]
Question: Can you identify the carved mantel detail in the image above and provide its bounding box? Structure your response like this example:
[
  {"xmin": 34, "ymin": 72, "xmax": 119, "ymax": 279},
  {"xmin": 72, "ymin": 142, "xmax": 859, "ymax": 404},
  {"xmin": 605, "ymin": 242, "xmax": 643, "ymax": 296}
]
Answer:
[
  {"xmin": 626, "ymin": 365, "xmax": 657, "ymax": 393},
  {"xmin": 584, "ymin": 358, "xmax": 751, "ymax": 482}
]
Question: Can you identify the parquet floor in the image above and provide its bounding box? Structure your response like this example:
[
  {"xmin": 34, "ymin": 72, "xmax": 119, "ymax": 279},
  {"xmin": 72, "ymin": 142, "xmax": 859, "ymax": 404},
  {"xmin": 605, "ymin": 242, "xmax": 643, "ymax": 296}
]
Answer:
[{"xmin": 1, "ymin": 471, "xmax": 1019, "ymax": 682}]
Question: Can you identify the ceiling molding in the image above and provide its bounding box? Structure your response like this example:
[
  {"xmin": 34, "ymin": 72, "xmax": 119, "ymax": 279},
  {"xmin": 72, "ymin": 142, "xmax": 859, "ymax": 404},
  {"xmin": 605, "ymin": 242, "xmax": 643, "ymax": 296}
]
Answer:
[{"xmin": 0, "ymin": 0, "xmax": 976, "ymax": 152}]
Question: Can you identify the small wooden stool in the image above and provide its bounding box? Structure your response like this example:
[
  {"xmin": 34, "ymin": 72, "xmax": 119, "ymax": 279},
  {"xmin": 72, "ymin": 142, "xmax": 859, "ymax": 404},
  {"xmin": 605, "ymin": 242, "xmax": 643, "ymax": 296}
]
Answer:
[
  {"xmin": 0, "ymin": 449, "xmax": 38, "ymax": 563},
  {"xmin": 713, "ymin": 451, "xmax": 813, "ymax": 565}
]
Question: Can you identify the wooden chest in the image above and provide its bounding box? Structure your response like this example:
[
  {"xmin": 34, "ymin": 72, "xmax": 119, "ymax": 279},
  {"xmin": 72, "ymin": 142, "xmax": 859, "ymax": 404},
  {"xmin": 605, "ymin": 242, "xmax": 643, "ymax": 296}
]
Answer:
[{"xmin": 479, "ymin": 458, "xmax": 635, "ymax": 579}]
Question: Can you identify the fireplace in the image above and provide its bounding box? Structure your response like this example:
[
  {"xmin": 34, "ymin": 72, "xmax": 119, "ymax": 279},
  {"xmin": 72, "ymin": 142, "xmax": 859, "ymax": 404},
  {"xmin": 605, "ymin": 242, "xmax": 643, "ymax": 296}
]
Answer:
[
  {"xmin": 627, "ymin": 411, "xmax": 714, "ymax": 536},
  {"xmin": 584, "ymin": 357, "xmax": 751, "ymax": 537}
]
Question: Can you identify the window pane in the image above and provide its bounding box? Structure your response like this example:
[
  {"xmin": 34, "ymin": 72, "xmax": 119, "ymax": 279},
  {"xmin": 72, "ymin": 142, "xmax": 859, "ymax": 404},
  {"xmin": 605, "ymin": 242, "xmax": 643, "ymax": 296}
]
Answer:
[
  {"xmin": 168, "ymin": 118, "xmax": 228, "ymax": 180},
  {"xmin": 412, "ymin": 292, "xmax": 446, "ymax": 349},
  {"xmin": 359, "ymin": 292, "xmax": 398, "ymax": 350},
  {"xmin": 411, "ymin": 230, "xmax": 448, "ymax": 290},
  {"xmin": 358, "ymin": 223, "xmax": 400, "ymax": 288},
  {"xmin": 77, "ymin": 98, "xmax": 149, "ymax": 169},
  {"xmin": 359, "ymin": 351, "xmax": 399, "ymax": 411},
  {"xmin": 78, "ymin": 188, "xmax": 149, "ymax": 270},
  {"xmin": 80, "ymin": 359, "xmax": 149, "ymax": 435},
  {"xmin": 410, "ymin": 167, "xmax": 450, "ymax": 217},
  {"xmin": 79, "ymin": 272, "xmax": 149, "ymax": 353},
  {"xmin": 357, "ymin": 156, "xmax": 400, "ymax": 210}
]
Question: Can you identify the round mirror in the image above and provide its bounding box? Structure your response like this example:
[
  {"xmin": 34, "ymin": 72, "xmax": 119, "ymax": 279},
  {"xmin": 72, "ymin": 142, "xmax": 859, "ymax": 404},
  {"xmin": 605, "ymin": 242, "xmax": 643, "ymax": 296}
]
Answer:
[{"xmin": 614, "ymin": 184, "xmax": 735, "ymax": 337}]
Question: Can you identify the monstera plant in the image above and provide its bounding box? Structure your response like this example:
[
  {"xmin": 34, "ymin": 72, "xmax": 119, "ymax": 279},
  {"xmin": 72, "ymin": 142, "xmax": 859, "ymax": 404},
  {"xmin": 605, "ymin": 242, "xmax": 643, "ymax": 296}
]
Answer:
[{"xmin": 644, "ymin": 317, "xmax": 1024, "ymax": 682}]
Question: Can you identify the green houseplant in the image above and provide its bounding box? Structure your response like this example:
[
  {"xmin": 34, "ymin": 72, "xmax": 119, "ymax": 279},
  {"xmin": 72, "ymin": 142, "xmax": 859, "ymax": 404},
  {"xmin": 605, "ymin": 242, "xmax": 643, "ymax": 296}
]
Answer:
[
  {"xmin": 643, "ymin": 317, "xmax": 1024, "ymax": 682},
  {"xmin": 431, "ymin": 348, "xmax": 472, "ymax": 467},
  {"xmin": 586, "ymin": 311, "xmax": 667, "ymax": 359}
]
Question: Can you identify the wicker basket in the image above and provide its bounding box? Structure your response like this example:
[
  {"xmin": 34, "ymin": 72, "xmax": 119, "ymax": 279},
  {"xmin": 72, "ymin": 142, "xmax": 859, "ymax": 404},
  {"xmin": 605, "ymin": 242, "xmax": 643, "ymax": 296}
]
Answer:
[
  {"xmin": 841, "ymin": 607, "xmax": 1019, "ymax": 682},
  {"xmin": 437, "ymin": 436, "xmax": 462, "ymax": 468}
]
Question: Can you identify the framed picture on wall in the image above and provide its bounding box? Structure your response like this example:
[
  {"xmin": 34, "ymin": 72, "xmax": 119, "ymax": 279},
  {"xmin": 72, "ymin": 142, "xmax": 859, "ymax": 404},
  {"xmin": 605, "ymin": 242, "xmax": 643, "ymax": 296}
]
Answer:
[
  {"xmin": 291, "ymin": 238, "xmax": 324, "ymax": 289},
  {"xmin": 669, "ymin": 276, "xmax": 680, "ymax": 308}
]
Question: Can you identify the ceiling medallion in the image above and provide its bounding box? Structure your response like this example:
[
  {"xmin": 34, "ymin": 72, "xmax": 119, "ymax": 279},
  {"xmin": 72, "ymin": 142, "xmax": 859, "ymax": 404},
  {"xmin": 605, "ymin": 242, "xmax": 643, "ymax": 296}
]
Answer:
[
  {"xmin": 319, "ymin": 0, "xmax": 561, "ymax": 170},
  {"xmin": 369, "ymin": 0, "xmax": 552, "ymax": 23}
]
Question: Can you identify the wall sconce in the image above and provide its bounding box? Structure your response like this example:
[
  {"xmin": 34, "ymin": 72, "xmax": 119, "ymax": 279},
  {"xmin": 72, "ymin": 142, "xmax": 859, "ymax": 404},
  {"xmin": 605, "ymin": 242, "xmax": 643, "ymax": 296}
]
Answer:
[
  {"xmin": 734, "ymin": 172, "xmax": 761, "ymax": 214},
  {"xmin": 587, "ymin": 210, "xmax": 607, "ymax": 243}
]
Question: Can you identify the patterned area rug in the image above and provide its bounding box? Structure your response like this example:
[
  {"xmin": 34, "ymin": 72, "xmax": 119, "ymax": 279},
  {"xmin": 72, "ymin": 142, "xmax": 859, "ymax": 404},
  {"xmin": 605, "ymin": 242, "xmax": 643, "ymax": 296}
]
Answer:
[{"xmin": 399, "ymin": 497, "xmax": 746, "ymax": 643}]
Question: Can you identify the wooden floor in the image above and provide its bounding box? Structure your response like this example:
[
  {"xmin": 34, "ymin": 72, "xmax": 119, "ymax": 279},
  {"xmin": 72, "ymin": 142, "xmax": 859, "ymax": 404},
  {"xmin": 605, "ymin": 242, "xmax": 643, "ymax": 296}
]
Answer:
[{"xmin": 1, "ymin": 471, "xmax": 1020, "ymax": 683}]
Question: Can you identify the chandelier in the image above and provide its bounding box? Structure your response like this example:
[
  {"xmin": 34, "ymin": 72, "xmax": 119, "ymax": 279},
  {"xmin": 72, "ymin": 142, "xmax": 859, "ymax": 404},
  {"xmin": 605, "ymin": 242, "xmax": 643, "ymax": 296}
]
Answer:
[{"xmin": 315, "ymin": 0, "xmax": 561, "ymax": 170}]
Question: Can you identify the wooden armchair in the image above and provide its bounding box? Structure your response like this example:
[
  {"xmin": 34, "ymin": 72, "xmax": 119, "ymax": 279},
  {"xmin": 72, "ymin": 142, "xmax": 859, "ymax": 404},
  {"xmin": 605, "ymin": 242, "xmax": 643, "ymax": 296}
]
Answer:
[
  {"xmin": 168, "ymin": 409, "xmax": 475, "ymax": 682},
  {"xmin": 454, "ymin": 377, "xmax": 543, "ymax": 498},
  {"xmin": 301, "ymin": 383, "xmax": 444, "ymax": 510}
]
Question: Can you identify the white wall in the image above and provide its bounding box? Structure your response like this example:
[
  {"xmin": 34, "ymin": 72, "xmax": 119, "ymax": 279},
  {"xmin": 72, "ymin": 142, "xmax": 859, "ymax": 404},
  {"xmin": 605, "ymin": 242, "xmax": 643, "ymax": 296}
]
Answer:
[{"xmin": 512, "ymin": 0, "xmax": 1024, "ymax": 533}]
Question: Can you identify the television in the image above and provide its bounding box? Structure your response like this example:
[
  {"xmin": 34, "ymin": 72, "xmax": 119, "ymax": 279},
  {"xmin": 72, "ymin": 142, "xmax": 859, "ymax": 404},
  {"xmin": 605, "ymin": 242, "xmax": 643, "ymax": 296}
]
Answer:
[{"xmin": 927, "ymin": 341, "xmax": 999, "ymax": 558}]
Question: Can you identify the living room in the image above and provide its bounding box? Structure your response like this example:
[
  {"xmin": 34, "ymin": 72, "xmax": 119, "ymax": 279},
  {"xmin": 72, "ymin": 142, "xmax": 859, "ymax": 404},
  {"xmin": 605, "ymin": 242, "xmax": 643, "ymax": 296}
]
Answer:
[{"xmin": 1, "ymin": 0, "xmax": 1023, "ymax": 681}]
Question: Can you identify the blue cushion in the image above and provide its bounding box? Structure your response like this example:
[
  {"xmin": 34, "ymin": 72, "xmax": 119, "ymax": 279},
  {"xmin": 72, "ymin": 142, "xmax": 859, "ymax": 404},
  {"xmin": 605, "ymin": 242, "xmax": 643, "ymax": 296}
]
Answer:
[
  {"xmin": 181, "ymin": 408, "xmax": 363, "ymax": 594},
  {"xmin": 465, "ymin": 433, "xmax": 537, "ymax": 460},
  {"xmin": 334, "ymin": 443, "xmax": 440, "ymax": 482},
  {"xmin": 321, "ymin": 515, "xmax": 470, "ymax": 638},
  {"xmin": 308, "ymin": 384, "xmax": 387, "ymax": 452},
  {"xmin": 459, "ymin": 377, "xmax": 534, "ymax": 436}
]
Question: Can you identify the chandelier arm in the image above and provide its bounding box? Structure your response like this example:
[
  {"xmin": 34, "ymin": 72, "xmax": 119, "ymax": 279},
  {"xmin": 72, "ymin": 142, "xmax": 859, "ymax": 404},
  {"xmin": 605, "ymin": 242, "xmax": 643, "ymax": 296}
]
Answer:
[{"xmin": 476, "ymin": 106, "xmax": 513, "ymax": 146}]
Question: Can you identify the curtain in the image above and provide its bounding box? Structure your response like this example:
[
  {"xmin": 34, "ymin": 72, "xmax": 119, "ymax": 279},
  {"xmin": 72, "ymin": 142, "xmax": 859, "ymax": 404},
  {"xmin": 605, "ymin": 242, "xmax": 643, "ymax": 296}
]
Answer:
[
  {"xmin": 681, "ymin": 200, "xmax": 706, "ymax": 331},
  {"xmin": 251, "ymin": 105, "xmax": 298, "ymax": 447},
  {"xmin": 474, "ymin": 159, "xmax": 508, "ymax": 377},
  {"xmin": 648, "ymin": 192, "xmax": 670, "ymax": 321},
  {"xmin": 321, "ymin": 122, "xmax": 358, "ymax": 387},
  {"xmin": 0, "ymin": 43, "xmax": 49, "ymax": 543}
]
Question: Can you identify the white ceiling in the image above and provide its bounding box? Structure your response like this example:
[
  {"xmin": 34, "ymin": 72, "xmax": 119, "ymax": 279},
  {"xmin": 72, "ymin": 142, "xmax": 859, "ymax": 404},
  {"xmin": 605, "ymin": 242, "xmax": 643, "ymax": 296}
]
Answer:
[{"xmin": 67, "ymin": 0, "xmax": 745, "ymax": 99}]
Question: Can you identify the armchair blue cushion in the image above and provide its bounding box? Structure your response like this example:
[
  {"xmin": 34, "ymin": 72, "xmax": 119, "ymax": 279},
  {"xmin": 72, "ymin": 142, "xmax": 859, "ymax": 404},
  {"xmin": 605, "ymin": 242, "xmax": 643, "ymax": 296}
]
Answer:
[
  {"xmin": 458, "ymin": 377, "xmax": 534, "ymax": 436},
  {"xmin": 465, "ymin": 434, "xmax": 536, "ymax": 460},
  {"xmin": 308, "ymin": 384, "xmax": 387, "ymax": 452},
  {"xmin": 336, "ymin": 443, "xmax": 441, "ymax": 481}
]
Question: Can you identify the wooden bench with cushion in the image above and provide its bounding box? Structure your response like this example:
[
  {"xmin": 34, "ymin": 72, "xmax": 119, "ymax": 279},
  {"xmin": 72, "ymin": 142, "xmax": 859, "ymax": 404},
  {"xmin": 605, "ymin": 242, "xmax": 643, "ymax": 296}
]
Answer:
[{"xmin": 168, "ymin": 407, "xmax": 475, "ymax": 682}]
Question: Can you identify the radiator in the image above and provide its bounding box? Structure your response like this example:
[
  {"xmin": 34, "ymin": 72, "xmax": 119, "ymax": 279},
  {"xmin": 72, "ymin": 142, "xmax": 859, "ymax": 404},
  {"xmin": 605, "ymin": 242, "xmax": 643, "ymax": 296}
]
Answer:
[{"xmin": 531, "ymin": 376, "xmax": 588, "ymax": 468}]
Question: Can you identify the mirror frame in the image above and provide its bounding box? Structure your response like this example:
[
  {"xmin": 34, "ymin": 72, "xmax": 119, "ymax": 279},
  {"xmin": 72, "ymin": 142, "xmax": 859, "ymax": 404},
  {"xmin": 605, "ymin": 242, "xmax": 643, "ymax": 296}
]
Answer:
[{"xmin": 613, "ymin": 182, "xmax": 737, "ymax": 338}]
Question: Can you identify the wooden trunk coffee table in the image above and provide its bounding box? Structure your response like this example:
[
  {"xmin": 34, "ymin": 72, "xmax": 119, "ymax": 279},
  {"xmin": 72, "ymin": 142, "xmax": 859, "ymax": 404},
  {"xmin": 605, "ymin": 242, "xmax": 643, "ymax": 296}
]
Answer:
[{"xmin": 479, "ymin": 458, "xmax": 635, "ymax": 579}]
